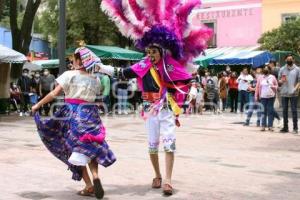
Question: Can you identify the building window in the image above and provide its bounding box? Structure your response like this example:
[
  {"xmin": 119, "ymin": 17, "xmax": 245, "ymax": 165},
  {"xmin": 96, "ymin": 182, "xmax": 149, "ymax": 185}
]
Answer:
[
  {"xmin": 202, "ymin": 21, "xmax": 217, "ymax": 48},
  {"xmin": 282, "ymin": 13, "xmax": 300, "ymax": 24}
]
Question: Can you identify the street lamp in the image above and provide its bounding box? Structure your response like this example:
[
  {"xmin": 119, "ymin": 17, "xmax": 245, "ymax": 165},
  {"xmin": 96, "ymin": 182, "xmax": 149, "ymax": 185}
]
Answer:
[{"xmin": 58, "ymin": 0, "xmax": 66, "ymax": 74}]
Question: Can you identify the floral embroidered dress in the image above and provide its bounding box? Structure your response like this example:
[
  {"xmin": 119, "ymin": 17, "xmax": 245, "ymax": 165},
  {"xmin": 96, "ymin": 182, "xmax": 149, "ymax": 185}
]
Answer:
[{"xmin": 34, "ymin": 70, "xmax": 116, "ymax": 181}]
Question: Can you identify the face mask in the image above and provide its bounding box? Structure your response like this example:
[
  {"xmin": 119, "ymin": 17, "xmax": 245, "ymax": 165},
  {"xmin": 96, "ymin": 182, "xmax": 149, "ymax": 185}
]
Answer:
[
  {"xmin": 286, "ymin": 61, "xmax": 293, "ymax": 66},
  {"xmin": 44, "ymin": 71, "xmax": 49, "ymax": 76},
  {"xmin": 13, "ymin": 84, "xmax": 17, "ymax": 88},
  {"xmin": 263, "ymin": 70, "xmax": 269, "ymax": 75},
  {"xmin": 35, "ymin": 74, "xmax": 40, "ymax": 78},
  {"xmin": 23, "ymin": 73, "xmax": 28, "ymax": 77}
]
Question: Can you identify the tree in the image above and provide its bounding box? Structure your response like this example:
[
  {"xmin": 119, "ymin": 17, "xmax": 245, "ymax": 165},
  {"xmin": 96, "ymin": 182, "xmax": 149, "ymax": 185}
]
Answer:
[
  {"xmin": 9, "ymin": 0, "xmax": 41, "ymax": 55},
  {"xmin": 258, "ymin": 18, "xmax": 300, "ymax": 55},
  {"xmin": 0, "ymin": 0, "xmax": 10, "ymax": 27},
  {"xmin": 39, "ymin": 0, "xmax": 132, "ymax": 49}
]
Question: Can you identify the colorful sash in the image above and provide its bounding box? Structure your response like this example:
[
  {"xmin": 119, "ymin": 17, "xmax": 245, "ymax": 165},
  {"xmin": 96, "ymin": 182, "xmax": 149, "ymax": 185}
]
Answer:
[{"xmin": 149, "ymin": 67, "xmax": 182, "ymax": 116}]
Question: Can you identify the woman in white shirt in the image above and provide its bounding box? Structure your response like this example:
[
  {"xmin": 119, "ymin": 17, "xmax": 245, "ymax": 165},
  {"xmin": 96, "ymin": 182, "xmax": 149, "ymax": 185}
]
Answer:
[
  {"xmin": 32, "ymin": 47, "xmax": 116, "ymax": 199},
  {"xmin": 255, "ymin": 66, "xmax": 278, "ymax": 132}
]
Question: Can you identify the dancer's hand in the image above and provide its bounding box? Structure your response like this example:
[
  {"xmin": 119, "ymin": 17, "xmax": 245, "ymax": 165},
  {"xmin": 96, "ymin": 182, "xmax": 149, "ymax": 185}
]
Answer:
[{"xmin": 31, "ymin": 103, "xmax": 40, "ymax": 114}]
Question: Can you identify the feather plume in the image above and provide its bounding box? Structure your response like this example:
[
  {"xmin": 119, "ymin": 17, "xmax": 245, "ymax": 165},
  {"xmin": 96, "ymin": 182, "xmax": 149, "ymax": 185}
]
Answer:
[
  {"xmin": 176, "ymin": 0, "xmax": 201, "ymax": 37},
  {"xmin": 140, "ymin": 0, "xmax": 163, "ymax": 23}
]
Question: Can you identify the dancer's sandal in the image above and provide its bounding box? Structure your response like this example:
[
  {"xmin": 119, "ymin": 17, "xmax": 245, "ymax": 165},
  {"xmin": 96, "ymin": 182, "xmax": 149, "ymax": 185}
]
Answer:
[
  {"xmin": 93, "ymin": 178, "xmax": 105, "ymax": 199},
  {"xmin": 152, "ymin": 177, "xmax": 162, "ymax": 188},
  {"xmin": 77, "ymin": 186, "xmax": 94, "ymax": 197},
  {"xmin": 163, "ymin": 183, "xmax": 173, "ymax": 196}
]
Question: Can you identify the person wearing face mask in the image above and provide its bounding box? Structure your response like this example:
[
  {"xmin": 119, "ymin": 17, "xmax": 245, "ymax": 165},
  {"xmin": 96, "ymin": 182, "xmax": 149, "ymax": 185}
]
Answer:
[
  {"xmin": 237, "ymin": 68, "xmax": 253, "ymax": 113},
  {"xmin": 244, "ymin": 68, "xmax": 262, "ymax": 127},
  {"xmin": 30, "ymin": 72, "xmax": 42, "ymax": 113},
  {"xmin": 255, "ymin": 66, "xmax": 278, "ymax": 132},
  {"xmin": 39, "ymin": 69, "xmax": 56, "ymax": 116},
  {"xmin": 10, "ymin": 82, "xmax": 21, "ymax": 113},
  {"xmin": 17, "ymin": 68, "xmax": 32, "ymax": 116},
  {"xmin": 278, "ymin": 54, "xmax": 300, "ymax": 134}
]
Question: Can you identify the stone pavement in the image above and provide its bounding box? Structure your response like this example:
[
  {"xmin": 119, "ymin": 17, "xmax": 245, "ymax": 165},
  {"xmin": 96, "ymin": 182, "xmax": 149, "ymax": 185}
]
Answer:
[{"xmin": 0, "ymin": 112, "xmax": 300, "ymax": 200}]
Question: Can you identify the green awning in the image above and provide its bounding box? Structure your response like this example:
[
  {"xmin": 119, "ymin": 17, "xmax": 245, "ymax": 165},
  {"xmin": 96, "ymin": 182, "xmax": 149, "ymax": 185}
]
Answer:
[
  {"xmin": 67, "ymin": 45, "xmax": 144, "ymax": 61},
  {"xmin": 32, "ymin": 59, "xmax": 59, "ymax": 69},
  {"xmin": 194, "ymin": 53, "xmax": 223, "ymax": 67},
  {"xmin": 272, "ymin": 51, "xmax": 300, "ymax": 66}
]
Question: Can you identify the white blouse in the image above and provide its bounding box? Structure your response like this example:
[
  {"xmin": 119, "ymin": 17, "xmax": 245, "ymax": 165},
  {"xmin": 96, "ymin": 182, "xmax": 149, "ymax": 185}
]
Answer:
[{"xmin": 56, "ymin": 70, "xmax": 100, "ymax": 102}]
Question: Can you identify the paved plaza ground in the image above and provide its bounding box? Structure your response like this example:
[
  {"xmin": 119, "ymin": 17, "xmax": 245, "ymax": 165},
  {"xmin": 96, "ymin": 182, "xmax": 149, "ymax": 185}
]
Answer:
[{"xmin": 0, "ymin": 112, "xmax": 300, "ymax": 200}]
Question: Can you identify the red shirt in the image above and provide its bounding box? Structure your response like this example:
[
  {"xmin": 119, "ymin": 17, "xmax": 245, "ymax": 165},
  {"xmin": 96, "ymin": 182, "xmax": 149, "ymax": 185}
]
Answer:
[{"xmin": 228, "ymin": 77, "xmax": 238, "ymax": 90}]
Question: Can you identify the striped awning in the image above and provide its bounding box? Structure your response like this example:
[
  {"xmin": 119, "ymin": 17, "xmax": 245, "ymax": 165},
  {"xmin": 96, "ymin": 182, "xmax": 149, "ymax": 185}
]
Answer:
[
  {"xmin": 194, "ymin": 45, "xmax": 260, "ymax": 67},
  {"xmin": 0, "ymin": 45, "xmax": 27, "ymax": 63},
  {"xmin": 211, "ymin": 50, "xmax": 274, "ymax": 68}
]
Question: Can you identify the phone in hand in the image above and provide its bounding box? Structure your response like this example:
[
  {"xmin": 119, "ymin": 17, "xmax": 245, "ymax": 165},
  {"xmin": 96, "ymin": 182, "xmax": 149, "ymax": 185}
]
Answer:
[{"xmin": 281, "ymin": 74, "xmax": 287, "ymax": 82}]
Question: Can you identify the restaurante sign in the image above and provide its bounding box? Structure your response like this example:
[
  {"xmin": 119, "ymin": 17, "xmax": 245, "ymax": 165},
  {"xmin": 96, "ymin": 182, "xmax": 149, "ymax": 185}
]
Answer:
[{"xmin": 196, "ymin": 8, "xmax": 254, "ymax": 20}]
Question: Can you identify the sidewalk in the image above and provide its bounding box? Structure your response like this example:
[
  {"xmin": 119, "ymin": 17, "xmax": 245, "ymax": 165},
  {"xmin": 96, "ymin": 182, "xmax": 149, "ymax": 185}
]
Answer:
[{"xmin": 0, "ymin": 113, "xmax": 300, "ymax": 200}]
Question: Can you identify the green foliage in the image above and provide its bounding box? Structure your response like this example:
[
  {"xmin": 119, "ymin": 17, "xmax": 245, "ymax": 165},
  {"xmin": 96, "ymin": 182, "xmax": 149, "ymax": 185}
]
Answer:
[
  {"xmin": 39, "ymin": 0, "xmax": 131, "ymax": 48},
  {"xmin": 258, "ymin": 18, "xmax": 300, "ymax": 55},
  {"xmin": 0, "ymin": 0, "xmax": 11, "ymax": 28}
]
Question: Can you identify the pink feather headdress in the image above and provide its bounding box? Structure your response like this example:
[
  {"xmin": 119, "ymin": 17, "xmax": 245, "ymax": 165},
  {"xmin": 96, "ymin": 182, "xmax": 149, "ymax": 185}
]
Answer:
[{"xmin": 101, "ymin": 0, "xmax": 212, "ymax": 65}]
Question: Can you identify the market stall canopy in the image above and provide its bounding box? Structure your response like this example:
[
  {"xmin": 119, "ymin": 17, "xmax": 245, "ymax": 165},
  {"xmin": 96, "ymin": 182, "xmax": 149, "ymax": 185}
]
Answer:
[
  {"xmin": 67, "ymin": 45, "xmax": 144, "ymax": 60},
  {"xmin": 0, "ymin": 44, "xmax": 27, "ymax": 63},
  {"xmin": 210, "ymin": 51, "xmax": 273, "ymax": 68},
  {"xmin": 194, "ymin": 45, "xmax": 260, "ymax": 68},
  {"xmin": 32, "ymin": 59, "xmax": 59, "ymax": 69},
  {"xmin": 23, "ymin": 62, "xmax": 42, "ymax": 71}
]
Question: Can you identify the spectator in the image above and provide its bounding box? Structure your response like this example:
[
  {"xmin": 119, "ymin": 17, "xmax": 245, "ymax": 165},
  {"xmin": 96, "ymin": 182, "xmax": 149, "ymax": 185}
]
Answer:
[
  {"xmin": 244, "ymin": 68, "xmax": 262, "ymax": 126},
  {"xmin": 278, "ymin": 55, "xmax": 300, "ymax": 134},
  {"xmin": 255, "ymin": 66, "xmax": 278, "ymax": 132},
  {"xmin": 101, "ymin": 73, "xmax": 111, "ymax": 113},
  {"xmin": 219, "ymin": 72, "xmax": 227, "ymax": 111},
  {"xmin": 202, "ymin": 71, "xmax": 211, "ymax": 111},
  {"xmin": 228, "ymin": 72, "xmax": 238, "ymax": 113},
  {"xmin": 237, "ymin": 68, "xmax": 253, "ymax": 113},
  {"xmin": 225, "ymin": 65, "xmax": 232, "ymax": 76},
  {"xmin": 269, "ymin": 60, "xmax": 280, "ymax": 79},
  {"xmin": 17, "ymin": 68, "xmax": 32, "ymax": 116},
  {"xmin": 267, "ymin": 62, "xmax": 281, "ymax": 124},
  {"xmin": 128, "ymin": 78, "xmax": 139, "ymax": 111},
  {"xmin": 195, "ymin": 82, "xmax": 204, "ymax": 114},
  {"xmin": 10, "ymin": 82, "xmax": 21, "ymax": 113},
  {"xmin": 206, "ymin": 75, "xmax": 218, "ymax": 112},
  {"xmin": 30, "ymin": 72, "xmax": 41, "ymax": 106},
  {"xmin": 117, "ymin": 78, "xmax": 129, "ymax": 115},
  {"xmin": 40, "ymin": 69, "xmax": 56, "ymax": 116}
]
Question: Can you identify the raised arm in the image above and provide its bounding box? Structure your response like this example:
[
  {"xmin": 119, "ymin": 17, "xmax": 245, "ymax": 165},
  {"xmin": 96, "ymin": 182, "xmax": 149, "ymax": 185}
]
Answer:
[
  {"xmin": 98, "ymin": 63, "xmax": 137, "ymax": 79},
  {"xmin": 31, "ymin": 85, "xmax": 63, "ymax": 113}
]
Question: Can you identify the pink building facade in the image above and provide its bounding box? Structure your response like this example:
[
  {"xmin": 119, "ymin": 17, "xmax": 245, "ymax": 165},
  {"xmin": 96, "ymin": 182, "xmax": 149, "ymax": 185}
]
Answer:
[{"xmin": 192, "ymin": 0, "xmax": 262, "ymax": 47}]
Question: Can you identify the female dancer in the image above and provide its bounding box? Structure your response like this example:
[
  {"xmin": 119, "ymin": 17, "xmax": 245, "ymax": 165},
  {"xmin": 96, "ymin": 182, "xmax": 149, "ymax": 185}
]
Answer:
[{"xmin": 32, "ymin": 47, "xmax": 116, "ymax": 199}]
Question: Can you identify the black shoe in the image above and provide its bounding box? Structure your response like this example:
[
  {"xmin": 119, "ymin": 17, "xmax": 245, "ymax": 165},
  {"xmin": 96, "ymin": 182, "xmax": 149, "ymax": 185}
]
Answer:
[
  {"xmin": 93, "ymin": 178, "xmax": 104, "ymax": 199},
  {"xmin": 293, "ymin": 129, "xmax": 298, "ymax": 134},
  {"xmin": 280, "ymin": 128, "xmax": 289, "ymax": 133}
]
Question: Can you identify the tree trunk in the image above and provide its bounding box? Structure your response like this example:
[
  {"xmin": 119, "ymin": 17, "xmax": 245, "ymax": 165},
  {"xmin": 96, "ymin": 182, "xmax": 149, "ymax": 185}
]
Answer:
[
  {"xmin": 9, "ymin": 0, "xmax": 41, "ymax": 79},
  {"xmin": 9, "ymin": 0, "xmax": 41, "ymax": 55}
]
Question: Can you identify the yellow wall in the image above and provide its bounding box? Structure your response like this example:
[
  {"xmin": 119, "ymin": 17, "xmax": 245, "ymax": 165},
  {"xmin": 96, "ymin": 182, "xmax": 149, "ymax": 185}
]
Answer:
[{"xmin": 262, "ymin": 0, "xmax": 300, "ymax": 32}]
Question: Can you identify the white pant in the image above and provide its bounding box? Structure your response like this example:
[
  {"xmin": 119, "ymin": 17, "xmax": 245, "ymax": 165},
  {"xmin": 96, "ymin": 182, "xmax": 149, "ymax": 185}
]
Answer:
[
  {"xmin": 68, "ymin": 152, "xmax": 91, "ymax": 166},
  {"xmin": 145, "ymin": 109, "xmax": 176, "ymax": 154}
]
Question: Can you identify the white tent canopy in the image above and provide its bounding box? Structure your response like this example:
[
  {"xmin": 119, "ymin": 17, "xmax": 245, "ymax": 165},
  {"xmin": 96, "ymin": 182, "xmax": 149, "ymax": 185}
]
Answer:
[{"xmin": 0, "ymin": 44, "xmax": 27, "ymax": 63}]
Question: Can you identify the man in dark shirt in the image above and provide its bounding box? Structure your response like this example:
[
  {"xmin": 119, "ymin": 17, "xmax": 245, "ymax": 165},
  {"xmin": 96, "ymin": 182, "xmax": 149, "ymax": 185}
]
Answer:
[
  {"xmin": 17, "ymin": 68, "xmax": 32, "ymax": 116},
  {"xmin": 40, "ymin": 69, "xmax": 56, "ymax": 115}
]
